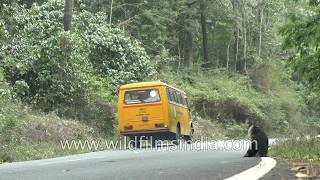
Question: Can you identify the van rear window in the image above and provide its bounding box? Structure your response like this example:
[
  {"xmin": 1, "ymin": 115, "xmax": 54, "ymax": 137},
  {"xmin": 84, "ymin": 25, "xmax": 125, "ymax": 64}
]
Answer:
[{"xmin": 124, "ymin": 89, "xmax": 160, "ymax": 104}]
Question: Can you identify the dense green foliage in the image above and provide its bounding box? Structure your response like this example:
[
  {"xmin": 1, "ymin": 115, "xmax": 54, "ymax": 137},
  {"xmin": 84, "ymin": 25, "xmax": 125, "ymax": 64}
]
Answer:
[
  {"xmin": 0, "ymin": 69, "xmax": 97, "ymax": 162},
  {"xmin": 0, "ymin": 1, "xmax": 155, "ymax": 135},
  {"xmin": 0, "ymin": 0, "xmax": 320, "ymax": 162},
  {"xmin": 280, "ymin": 0, "xmax": 320, "ymax": 109},
  {"xmin": 1, "ymin": 1, "xmax": 153, "ymax": 104},
  {"xmin": 160, "ymin": 63, "xmax": 306, "ymax": 135}
]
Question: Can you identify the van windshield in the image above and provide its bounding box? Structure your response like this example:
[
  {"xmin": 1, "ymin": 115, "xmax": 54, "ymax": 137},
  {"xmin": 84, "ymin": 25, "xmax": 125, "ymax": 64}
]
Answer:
[{"xmin": 124, "ymin": 89, "xmax": 160, "ymax": 104}]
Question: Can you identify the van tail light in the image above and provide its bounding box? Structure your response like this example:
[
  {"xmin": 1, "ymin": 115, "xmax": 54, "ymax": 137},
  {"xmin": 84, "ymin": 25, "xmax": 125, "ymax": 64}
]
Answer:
[
  {"xmin": 124, "ymin": 124, "xmax": 133, "ymax": 130},
  {"xmin": 155, "ymin": 123, "xmax": 164, "ymax": 128}
]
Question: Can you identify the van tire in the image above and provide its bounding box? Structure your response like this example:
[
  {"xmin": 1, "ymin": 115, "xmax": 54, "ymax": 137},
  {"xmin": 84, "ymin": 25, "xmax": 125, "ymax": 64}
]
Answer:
[
  {"xmin": 130, "ymin": 136, "xmax": 141, "ymax": 149},
  {"xmin": 151, "ymin": 139, "xmax": 157, "ymax": 147},
  {"xmin": 184, "ymin": 135, "xmax": 192, "ymax": 144},
  {"xmin": 173, "ymin": 125, "xmax": 181, "ymax": 145}
]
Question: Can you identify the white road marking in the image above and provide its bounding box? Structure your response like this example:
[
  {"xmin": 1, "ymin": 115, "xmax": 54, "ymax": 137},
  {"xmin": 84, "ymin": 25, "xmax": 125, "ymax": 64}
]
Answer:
[{"xmin": 224, "ymin": 157, "xmax": 277, "ymax": 180}]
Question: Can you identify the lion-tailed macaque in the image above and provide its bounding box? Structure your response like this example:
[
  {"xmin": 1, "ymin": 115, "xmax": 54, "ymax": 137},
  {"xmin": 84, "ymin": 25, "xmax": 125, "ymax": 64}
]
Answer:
[{"xmin": 244, "ymin": 125, "xmax": 269, "ymax": 157}]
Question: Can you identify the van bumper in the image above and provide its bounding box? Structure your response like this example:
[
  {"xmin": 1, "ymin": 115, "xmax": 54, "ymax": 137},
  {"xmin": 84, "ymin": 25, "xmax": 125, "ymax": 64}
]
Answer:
[{"xmin": 120, "ymin": 128, "xmax": 170, "ymax": 135}]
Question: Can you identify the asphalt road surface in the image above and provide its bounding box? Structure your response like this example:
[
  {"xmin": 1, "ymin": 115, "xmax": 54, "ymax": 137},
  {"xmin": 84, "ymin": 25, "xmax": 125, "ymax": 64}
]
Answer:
[{"xmin": 0, "ymin": 142, "xmax": 293, "ymax": 180}]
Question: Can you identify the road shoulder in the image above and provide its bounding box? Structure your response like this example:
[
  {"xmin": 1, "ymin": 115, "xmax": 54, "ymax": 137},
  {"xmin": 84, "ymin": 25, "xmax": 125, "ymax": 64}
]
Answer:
[{"xmin": 261, "ymin": 159, "xmax": 295, "ymax": 180}]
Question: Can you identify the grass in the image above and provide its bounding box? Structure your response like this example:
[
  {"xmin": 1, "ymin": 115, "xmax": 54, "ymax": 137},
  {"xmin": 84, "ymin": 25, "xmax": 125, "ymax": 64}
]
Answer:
[
  {"xmin": 192, "ymin": 115, "xmax": 249, "ymax": 140},
  {"xmin": 0, "ymin": 84, "xmax": 112, "ymax": 163},
  {"xmin": 192, "ymin": 117, "xmax": 226, "ymax": 140},
  {"xmin": 159, "ymin": 65, "xmax": 308, "ymax": 135},
  {"xmin": 0, "ymin": 110, "xmax": 108, "ymax": 163},
  {"xmin": 0, "ymin": 77, "xmax": 119, "ymax": 163},
  {"xmin": 270, "ymin": 138, "xmax": 320, "ymax": 162}
]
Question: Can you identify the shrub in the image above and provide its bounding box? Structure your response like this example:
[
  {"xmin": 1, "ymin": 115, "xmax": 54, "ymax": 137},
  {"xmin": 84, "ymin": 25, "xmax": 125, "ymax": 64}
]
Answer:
[
  {"xmin": 81, "ymin": 15, "xmax": 154, "ymax": 85},
  {"xmin": 270, "ymin": 138, "xmax": 320, "ymax": 161},
  {"xmin": 160, "ymin": 66, "xmax": 308, "ymax": 135},
  {"xmin": 0, "ymin": 1, "xmax": 154, "ymax": 133}
]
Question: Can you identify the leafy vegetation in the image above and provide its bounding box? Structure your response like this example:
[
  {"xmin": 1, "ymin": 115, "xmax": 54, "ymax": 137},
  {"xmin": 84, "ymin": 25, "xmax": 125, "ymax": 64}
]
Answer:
[
  {"xmin": 269, "ymin": 0, "xmax": 320, "ymax": 162},
  {"xmin": 270, "ymin": 138, "xmax": 320, "ymax": 162},
  {"xmin": 0, "ymin": 71, "xmax": 103, "ymax": 162},
  {"xmin": 160, "ymin": 63, "xmax": 307, "ymax": 136},
  {"xmin": 0, "ymin": 0, "xmax": 319, "ymax": 162}
]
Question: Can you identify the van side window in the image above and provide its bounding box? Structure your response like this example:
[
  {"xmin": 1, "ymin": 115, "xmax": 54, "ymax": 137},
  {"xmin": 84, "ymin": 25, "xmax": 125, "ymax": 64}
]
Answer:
[
  {"xmin": 185, "ymin": 97, "xmax": 189, "ymax": 107},
  {"xmin": 173, "ymin": 90, "xmax": 179, "ymax": 104},
  {"xmin": 167, "ymin": 87, "xmax": 174, "ymax": 102},
  {"xmin": 169, "ymin": 88, "xmax": 175, "ymax": 103},
  {"xmin": 181, "ymin": 95, "xmax": 187, "ymax": 106},
  {"xmin": 177, "ymin": 93, "xmax": 183, "ymax": 105},
  {"xmin": 166, "ymin": 87, "xmax": 187, "ymax": 106}
]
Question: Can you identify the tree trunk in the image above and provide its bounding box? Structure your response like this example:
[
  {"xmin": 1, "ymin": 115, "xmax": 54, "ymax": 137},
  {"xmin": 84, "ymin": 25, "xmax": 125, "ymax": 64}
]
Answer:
[
  {"xmin": 234, "ymin": 28, "xmax": 239, "ymax": 72},
  {"xmin": 109, "ymin": 0, "xmax": 113, "ymax": 26},
  {"xmin": 63, "ymin": 0, "xmax": 73, "ymax": 31},
  {"xmin": 243, "ymin": 6, "xmax": 247, "ymax": 73},
  {"xmin": 243, "ymin": 22, "xmax": 247, "ymax": 73},
  {"xmin": 213, "ymin": 30, "xmax": 219, "ymax": 67},
  {"xmin": 177, "ymin": 41, "xmax": 181, "ymax": 73},
  {"xmin": 232, "ymin": 0, "xmax": 239, "ymax": 72},
  {"xmin": 184, "ymin": 31, "xmax": 193, "ymax": 67},
  {"xmin": 200, "ymin": 0, "xmax": 209, "ymax": 64},
  {"xmin": 258, "ymin": 6, "xmax": 263, "ymax": 57},
  {"xmin": 265, "ymin": 11, "xmax": 269, "ymax": 30},
  {"xmin": 226, "ymin": 37, "xmax": 232, "ymax": 71}
]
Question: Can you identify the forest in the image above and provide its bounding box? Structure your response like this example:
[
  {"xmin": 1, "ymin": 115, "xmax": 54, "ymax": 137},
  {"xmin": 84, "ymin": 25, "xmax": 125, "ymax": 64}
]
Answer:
[{"xmin": 0, "ymin": 0, "xmax": 320, "ymax": 162}]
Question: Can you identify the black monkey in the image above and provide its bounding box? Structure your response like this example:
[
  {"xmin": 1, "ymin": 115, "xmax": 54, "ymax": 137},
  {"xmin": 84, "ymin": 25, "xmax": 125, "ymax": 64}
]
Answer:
[{"xmin": 244, "ymin": 125, "xmax": 269, "ymax": 157}]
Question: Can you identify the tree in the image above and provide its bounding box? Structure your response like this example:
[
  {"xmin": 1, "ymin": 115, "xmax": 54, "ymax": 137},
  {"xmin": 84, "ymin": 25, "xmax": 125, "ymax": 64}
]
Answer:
[
  {"xmin": 200, "ymin": 0, "xmax": 209, "ymax": 64},
  {"xmin": 232, "ymin": 0, "xmax": 240, "ymax": 72},
  {"xmin": 1, "ymin": 1, "xmax": 154, "ymax": 110},
  {"xmin": 242, "ymin": 10, "xmax": 247, "ymax": 73},
  {"xmin": 177, "ymin": 1, "xmax": 197, "ymax": 67},
  {"xmin": 52, "ymin": 0, "xmax": 286, "ymax": 72},
  {"xmin": 63, "ymin": 0, "xmax": 72, "ymax": 31},
  {"xmin": 184, "ymin": 30, "xmax": 194, "ymax": 67},
  {"xmin": 280, "ymin": 0, "xmax": 320, "ymax": 102},
  {"xmin": 258, "ymin": 0, "xmax": 264, "ymax": 57}
]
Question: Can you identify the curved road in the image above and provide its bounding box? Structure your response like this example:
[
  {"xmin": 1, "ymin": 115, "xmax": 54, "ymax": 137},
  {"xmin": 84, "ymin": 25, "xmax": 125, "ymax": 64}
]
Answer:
[{"xmin": 0, "ymin": 142, "xmax": 291, "ymax": 180}]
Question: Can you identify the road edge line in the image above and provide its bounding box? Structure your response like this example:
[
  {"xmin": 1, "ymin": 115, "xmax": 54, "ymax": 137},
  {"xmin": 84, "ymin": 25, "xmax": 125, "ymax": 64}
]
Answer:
[{"xmin": 224, "ymin": 157, "xmax": 277, "ymax": 180}]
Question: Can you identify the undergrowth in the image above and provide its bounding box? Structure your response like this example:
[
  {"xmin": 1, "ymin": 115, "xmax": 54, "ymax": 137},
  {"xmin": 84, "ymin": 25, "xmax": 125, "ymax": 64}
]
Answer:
[
  {"xmin": 270, "ymin": 138, "xmax": 320, "ymax": 162},
  {"xmin": 159, "ymin": 61, "xmax": 316, "ymax": 136}
]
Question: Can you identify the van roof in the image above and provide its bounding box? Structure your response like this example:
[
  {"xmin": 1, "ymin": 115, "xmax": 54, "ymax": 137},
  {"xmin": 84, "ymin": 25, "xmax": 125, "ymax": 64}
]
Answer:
[{"xmin": 119, "ymin": 81, "xmax": 186, "ymax": 94}]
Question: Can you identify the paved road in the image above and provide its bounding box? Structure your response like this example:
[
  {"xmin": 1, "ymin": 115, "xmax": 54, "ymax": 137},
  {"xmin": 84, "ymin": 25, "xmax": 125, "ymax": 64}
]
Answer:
[{"xmin": 0, "ymin": 142, "xmax": 287, "ymax": 180}]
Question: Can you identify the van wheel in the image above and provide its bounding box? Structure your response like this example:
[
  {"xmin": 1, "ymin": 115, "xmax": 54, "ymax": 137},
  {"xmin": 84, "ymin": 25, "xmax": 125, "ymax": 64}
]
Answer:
[
  {"xmin": 184, "ymin": 135, "xmax": 192, "ymax": 144},
  {"xmin": 130, "ymin": 136, "xmax": 141, "ymax": 149},
  {"xmin": 151, "ymin": 139, "xmax": 157, "ymax": 147},
  {"xmin": 173, "ymin": 125, "xmax": 181, "ymax": 145}
]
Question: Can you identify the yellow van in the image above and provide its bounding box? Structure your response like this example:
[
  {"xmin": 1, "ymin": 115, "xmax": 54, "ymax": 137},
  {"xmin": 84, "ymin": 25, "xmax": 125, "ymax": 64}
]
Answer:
[{"xmin": 117, "ymin": 81, "xmax": 193, "ymax": 147}]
